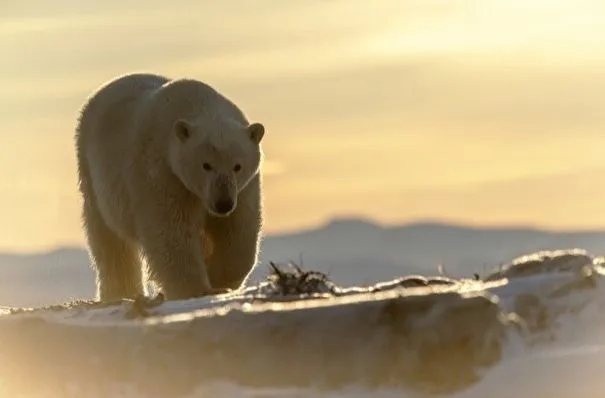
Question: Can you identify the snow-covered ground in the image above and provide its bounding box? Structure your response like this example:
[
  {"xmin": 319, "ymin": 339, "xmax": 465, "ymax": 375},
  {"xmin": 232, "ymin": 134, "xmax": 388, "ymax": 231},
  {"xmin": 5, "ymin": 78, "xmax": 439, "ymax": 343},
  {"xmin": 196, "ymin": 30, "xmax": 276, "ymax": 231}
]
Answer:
[{"xmin": 1, "ymin": 249, "xmax": 605, "ymax": 397}]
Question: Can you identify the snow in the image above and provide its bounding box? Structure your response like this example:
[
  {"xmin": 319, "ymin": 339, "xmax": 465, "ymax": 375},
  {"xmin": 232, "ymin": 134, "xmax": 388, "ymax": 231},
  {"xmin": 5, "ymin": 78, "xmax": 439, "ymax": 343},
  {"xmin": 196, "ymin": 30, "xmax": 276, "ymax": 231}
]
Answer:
[{"xmin": 2, "ymin": 249, "xmax": 605, "ymax": 397}]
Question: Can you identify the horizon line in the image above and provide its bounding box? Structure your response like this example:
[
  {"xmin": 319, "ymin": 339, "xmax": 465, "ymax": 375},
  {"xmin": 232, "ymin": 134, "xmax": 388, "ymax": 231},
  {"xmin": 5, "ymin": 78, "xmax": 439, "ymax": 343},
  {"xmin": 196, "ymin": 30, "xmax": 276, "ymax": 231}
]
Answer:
[{"xmin": 4, "ymin": 216, "xmax": 605, "ymax": 256}]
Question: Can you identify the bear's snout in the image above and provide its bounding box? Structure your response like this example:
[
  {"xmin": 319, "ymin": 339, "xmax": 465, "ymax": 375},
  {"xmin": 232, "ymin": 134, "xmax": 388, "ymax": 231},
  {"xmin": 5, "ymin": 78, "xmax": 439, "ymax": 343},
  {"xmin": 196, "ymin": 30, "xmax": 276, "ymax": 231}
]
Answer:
[
  {"xmin": 209, "ymin": 174, "xmax": 236, "ymax": 216},
  {"xmin": 214, "ymin": 198, "xmax": 235, "ymax": 215}
]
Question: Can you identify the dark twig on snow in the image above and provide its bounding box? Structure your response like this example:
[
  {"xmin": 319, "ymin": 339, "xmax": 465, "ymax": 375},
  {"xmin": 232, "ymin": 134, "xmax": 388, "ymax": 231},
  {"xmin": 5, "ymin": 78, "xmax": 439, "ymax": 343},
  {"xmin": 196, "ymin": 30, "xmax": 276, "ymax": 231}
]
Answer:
[{"xmin": 262, "ymin": 261, "xmax": 337, "ymax": 296}]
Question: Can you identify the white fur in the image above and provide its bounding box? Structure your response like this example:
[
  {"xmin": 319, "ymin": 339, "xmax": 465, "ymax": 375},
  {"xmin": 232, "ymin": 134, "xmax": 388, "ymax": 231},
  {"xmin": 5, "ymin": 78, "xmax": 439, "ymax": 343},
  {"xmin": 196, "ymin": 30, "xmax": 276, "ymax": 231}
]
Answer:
[{"xmin": 75, "ymin": 73, "xmax": 265, "ymax": 301}]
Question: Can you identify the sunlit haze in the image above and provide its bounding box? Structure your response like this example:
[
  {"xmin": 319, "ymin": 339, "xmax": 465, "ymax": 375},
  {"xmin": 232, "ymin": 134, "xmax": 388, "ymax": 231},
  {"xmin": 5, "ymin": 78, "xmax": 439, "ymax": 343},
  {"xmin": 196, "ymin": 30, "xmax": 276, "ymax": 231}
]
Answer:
[{"xmin": 2, "ymin": 0, "xmax": 605, "ymax": 252}]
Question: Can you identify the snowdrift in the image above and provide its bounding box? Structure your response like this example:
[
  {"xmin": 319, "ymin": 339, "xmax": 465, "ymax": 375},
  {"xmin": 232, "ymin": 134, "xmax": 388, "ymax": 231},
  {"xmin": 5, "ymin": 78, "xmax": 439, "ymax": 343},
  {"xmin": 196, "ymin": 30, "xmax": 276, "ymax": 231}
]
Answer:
[{"xmin": 1, "ymin": 249, "xmax": 605, "ymax": 397}]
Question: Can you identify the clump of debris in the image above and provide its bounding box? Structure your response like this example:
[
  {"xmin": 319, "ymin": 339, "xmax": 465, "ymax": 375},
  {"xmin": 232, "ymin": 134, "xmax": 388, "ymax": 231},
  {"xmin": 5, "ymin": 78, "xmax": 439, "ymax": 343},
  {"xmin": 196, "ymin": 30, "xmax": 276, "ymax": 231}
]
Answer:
[{"xmin": 256, "ymin": 261, "xmax": 339, "ymax": 297}]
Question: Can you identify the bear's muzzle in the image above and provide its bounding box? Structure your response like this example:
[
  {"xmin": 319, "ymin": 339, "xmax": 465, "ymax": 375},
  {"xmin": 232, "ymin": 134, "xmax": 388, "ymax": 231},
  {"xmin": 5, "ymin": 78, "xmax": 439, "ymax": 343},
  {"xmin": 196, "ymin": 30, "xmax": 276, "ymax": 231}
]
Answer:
[{"xmin": 211, "ymin": 174, "xmax": 237, "ymax": 216}]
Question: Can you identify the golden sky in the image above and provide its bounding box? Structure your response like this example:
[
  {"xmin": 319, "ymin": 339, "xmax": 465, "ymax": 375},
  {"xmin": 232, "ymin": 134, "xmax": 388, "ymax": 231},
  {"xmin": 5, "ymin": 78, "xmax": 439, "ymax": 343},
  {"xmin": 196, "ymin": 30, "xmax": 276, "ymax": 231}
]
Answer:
[{"xmin": 2, "ymin": 0, "xmax": 605, "ymax": 252}]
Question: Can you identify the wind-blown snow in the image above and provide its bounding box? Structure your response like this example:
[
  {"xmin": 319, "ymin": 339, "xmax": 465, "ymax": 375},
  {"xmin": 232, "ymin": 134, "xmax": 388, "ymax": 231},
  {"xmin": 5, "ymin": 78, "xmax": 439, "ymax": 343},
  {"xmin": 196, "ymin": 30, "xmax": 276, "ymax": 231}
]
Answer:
[{"xmin": 1, "ymin": 249, "xmax": 605, "ymax": 397}]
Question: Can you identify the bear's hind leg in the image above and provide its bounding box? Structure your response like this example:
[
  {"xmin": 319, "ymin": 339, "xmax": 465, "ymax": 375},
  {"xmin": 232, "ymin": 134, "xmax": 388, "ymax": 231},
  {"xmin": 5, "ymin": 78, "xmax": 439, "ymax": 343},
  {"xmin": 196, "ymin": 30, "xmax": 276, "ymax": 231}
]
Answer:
[{"xmin": 82, "ymin": 201, "xmax": 144, "ymax": 302}]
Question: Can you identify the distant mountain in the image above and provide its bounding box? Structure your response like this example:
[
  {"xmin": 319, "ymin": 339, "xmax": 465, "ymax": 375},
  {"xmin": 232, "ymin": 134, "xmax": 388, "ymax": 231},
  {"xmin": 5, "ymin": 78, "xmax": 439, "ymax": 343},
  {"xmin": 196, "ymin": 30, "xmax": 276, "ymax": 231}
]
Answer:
[
  {"xmin": 2, "ymin": 218, "xmax": 605, "ymax": 307},
  {"xmin": 259, "ymin": 218, "xmax": 605, "ymax": 285}
]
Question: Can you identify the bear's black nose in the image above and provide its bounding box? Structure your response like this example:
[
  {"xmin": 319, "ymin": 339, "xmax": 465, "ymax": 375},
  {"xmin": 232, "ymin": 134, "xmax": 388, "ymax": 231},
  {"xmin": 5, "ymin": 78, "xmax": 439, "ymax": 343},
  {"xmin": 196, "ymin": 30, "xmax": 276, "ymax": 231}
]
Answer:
[{"xmin": 214, "ymin": 199, "xmax": 234, "ymax": 214}]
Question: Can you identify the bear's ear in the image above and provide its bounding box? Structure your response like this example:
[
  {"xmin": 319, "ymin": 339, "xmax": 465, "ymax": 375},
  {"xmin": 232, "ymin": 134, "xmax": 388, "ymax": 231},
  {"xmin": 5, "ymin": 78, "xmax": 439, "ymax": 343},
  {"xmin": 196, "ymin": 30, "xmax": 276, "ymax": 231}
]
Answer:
[
  {"xmin": 247, "ymin": 122, "xmax": 265, "ymax": 144},
  {"xmin": 174, "ymin": 119, "xmax": 192, "ymax": 142}
]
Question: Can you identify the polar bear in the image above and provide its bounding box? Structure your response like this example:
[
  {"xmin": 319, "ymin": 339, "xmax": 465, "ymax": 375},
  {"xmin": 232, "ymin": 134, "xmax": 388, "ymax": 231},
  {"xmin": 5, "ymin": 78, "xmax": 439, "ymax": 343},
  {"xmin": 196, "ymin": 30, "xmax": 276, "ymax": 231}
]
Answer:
[{"xmin": 75, "ymin": 73, "xmax": 265, "ymax": 302}]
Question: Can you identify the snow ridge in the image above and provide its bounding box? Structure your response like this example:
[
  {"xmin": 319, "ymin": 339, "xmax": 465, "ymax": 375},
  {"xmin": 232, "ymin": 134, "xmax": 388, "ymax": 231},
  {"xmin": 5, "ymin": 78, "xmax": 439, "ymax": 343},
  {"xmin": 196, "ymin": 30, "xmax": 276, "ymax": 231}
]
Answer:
[{"xmin": 1, "ymin": 249, "xmax": 605, "ymax": 397}]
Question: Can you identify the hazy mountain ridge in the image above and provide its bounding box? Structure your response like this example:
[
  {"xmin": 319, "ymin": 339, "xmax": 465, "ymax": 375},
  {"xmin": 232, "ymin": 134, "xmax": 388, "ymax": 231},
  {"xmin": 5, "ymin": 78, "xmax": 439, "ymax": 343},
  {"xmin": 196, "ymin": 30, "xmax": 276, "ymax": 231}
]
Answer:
[{"xmin": 2, "ymin": 218, "xmax": 605, "ymax": 307}]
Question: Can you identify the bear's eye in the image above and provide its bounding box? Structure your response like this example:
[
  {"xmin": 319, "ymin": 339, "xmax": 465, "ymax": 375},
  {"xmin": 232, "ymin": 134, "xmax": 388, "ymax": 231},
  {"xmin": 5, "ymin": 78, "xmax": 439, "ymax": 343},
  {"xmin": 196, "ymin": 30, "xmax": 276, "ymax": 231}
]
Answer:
[
  {"xmin": 233, "ymin": 164, "xmax": 242, "ymax": 172},
  {"xmin": 203, "ymin": 163, "xmax": 212, "ymax": 171}
]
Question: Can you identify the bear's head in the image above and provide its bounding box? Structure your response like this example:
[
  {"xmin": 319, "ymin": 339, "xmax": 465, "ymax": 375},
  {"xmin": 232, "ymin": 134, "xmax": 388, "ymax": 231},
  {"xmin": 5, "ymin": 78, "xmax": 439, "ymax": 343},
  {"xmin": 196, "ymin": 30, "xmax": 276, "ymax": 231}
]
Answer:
[{"xmin": 168, "ymin": 118, "xmax": 264, "ymax": 217}]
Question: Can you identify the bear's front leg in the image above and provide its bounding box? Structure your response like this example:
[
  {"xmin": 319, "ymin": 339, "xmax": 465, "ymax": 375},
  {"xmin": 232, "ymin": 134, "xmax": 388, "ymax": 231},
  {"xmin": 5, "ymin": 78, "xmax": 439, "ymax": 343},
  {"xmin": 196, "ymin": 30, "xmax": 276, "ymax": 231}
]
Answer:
[
  {"xmin": 137, "ymin": 208, "xmax": 221, "ymax": 300},
  {"xmin": 204, "ymin": 205, "xmax": 262, "ymax": 291}
]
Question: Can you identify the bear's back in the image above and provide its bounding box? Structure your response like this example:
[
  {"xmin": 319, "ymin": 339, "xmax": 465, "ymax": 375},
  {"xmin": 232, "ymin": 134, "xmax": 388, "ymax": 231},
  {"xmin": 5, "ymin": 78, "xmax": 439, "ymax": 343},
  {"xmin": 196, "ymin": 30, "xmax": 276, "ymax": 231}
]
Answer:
[
  {"xmin": 76, "ymin": 73, "xmax": 171, "ymax": 181},
  {"xmin": 76, "ymin": 73, "xmax": 169, "ymax": 144},
  {"xmin": 75, "ymin": 73, "xmax": 173, "ymax": 234}
]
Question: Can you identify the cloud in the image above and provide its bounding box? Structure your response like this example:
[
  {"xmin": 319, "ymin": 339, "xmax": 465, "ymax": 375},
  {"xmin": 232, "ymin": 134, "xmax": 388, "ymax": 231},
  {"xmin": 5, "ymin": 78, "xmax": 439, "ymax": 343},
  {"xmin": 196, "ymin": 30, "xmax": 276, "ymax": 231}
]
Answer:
[{"xmin": 364, "ymin": 0, "xmax": 605, "ymax": 59}]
